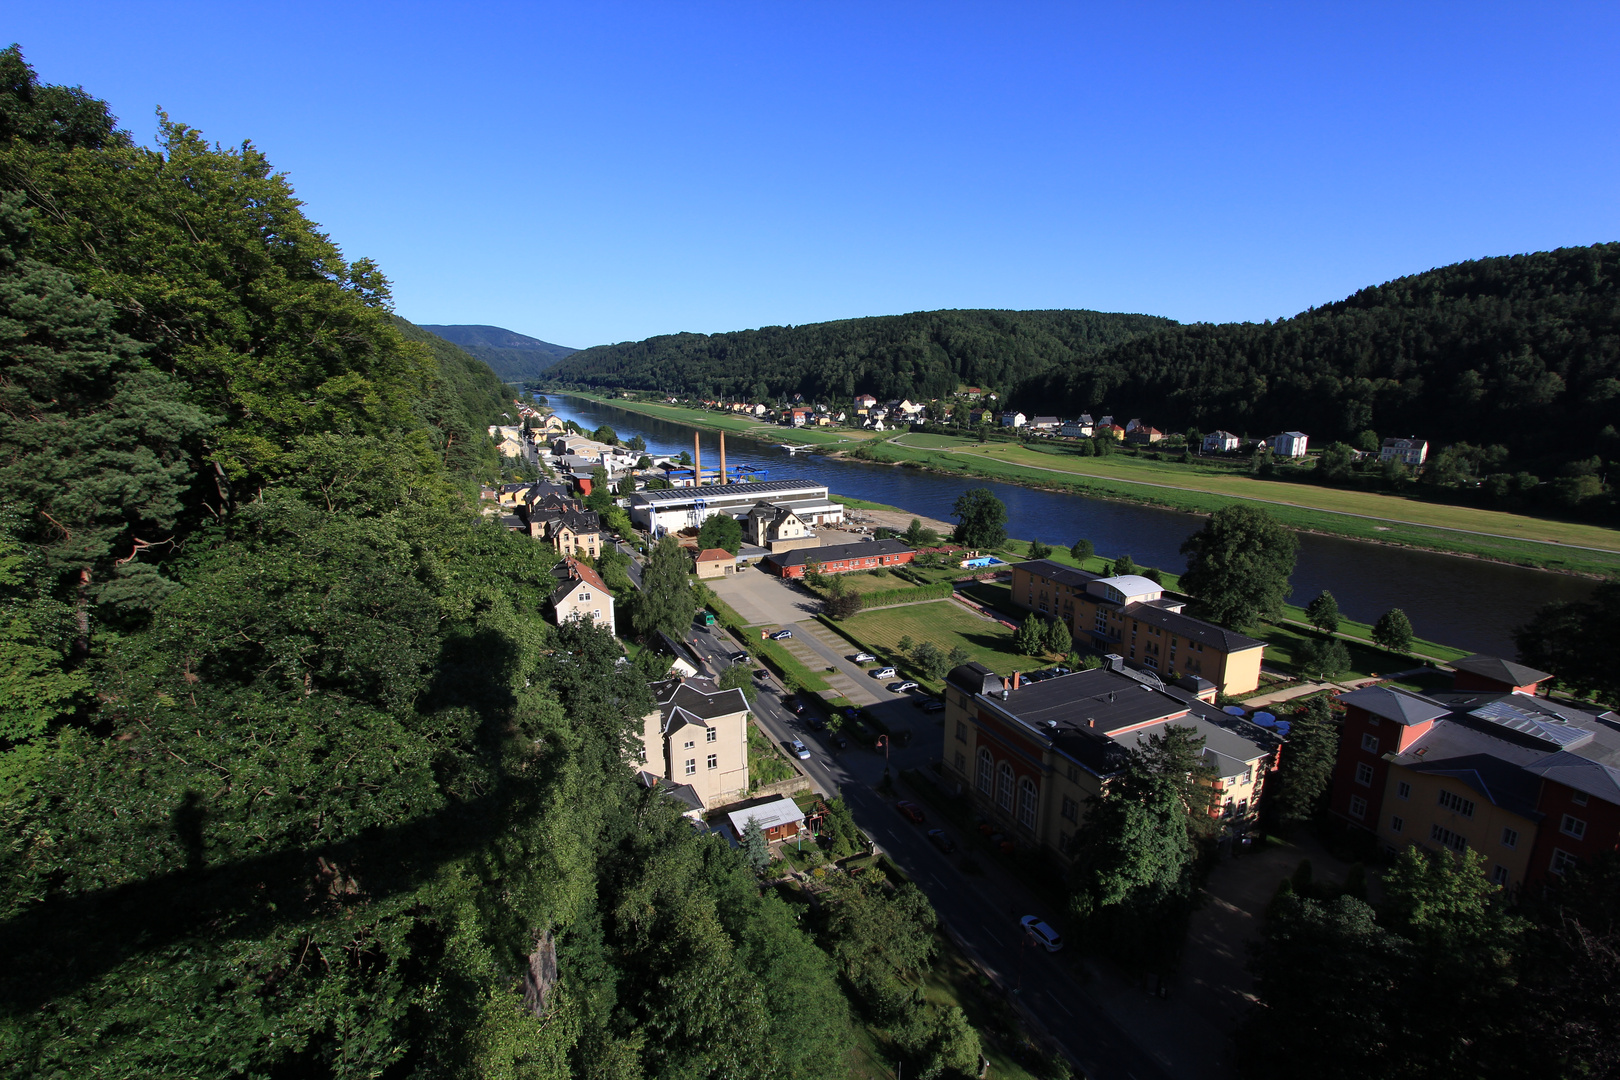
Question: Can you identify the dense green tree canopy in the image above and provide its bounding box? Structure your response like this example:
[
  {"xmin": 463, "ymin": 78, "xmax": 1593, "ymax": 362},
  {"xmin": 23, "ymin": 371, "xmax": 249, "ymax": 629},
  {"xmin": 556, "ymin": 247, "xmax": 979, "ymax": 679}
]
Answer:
[
  {"xmin": 951, "ymin": 487, "xmax": 1007, "ymax": 549},
  {"xmin": 1178, "ymin": 505, "xmax": 1299, "ymax": 628}
]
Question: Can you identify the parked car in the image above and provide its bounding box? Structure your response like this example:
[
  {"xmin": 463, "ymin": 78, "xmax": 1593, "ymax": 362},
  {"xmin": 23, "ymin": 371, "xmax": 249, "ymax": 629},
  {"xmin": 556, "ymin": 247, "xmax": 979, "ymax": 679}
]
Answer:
[
  {"xmin": 771, "ymin": 629, "xmax": 794, "ymax": 640},
  {"xmin": 695, "ymin": 611, "xmax": 716, "ymax": 627},
  {"xmin": 806, "ymin": 715, "xmax": 825, "ymax": 730},
  {"xmin": 918, "ymin": 698, "xmax": 946, "ymax": 712},
  {"xmin": 1020, "ymin": 916, "xmax": 1064, "ymax": 952},
  {"xmin": 783, "ymin": 697, "xmax": 805, "ymax": 715},
  {"xmin": 728, "ymin": 651, "xmax": 749, "ymax": 663},
  {"xmin": 788, "ymin": 738, "xmax": 811, "ymax": 760},
  {"xmin": 830, "ymin": 733, "xmax": 848, "ymax": 750},
  {"xmin": 896, "ymin": 801, "xmax": 926, "ymax": 824},
  {"xmin": 873, "ymin": 666, "xmax": 898, "ymax": 679},
  {"xmin": 889, "ymin": 680, "xmax": 919, "ymax": 693},
  {"xmin": 853, "ymin": 652, "xmax": 877, "ymax": 663},
  {"xmin": 926, "ymin": 829, "xmax": 956, "ymax": 854}
]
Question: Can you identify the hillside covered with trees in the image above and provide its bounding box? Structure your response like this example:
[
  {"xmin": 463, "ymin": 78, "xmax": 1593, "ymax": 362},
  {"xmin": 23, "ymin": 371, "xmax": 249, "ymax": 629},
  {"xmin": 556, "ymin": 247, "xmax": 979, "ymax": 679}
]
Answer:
[
  {"xmin": 1024, "ymin": 244, "xmax": 1620, "ymax": 480},
  {"xmin": 547, "ymin": 246, "xmax": 1620, "ymax": 484},
  {"xmin": 0, "ymin": 48, "xmax": 932, "ymax": 1078},
  {"xmin": 421, "ymin": 323, "xmax": 578, "ymax": 382},
  {"xmin": 544, "ymin": 308, "xmax": 1177, "ymax": 403}
]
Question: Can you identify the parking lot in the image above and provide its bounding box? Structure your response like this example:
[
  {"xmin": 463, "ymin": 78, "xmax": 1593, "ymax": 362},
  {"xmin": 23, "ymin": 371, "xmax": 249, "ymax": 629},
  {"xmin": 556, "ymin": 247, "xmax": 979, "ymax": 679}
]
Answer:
[{"xmin": 708, "ymin": 564, "xmax": 821, "ymax": 627}]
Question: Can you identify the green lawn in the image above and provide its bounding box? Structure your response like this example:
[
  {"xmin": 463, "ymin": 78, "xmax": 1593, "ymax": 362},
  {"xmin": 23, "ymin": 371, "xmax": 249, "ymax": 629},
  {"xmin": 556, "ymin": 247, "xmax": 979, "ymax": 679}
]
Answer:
[
  {"xmin": 835, "ymin": 599, "xmax": 1053, "ymax": 686},
  {"xmin": 807, "ymin": 570, "xmax": 921, "ymax": 597}
]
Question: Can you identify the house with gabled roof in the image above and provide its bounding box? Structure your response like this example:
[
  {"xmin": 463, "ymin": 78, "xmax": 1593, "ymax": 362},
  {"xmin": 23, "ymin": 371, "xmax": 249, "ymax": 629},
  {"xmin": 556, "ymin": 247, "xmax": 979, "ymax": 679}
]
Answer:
[
  {"xmin": 548, "ymin": 557, "xmax": 614, "ymax": 636},
  {"xmin": 636, "ymin": 677, "xmax": 752, "ymax": 809}
]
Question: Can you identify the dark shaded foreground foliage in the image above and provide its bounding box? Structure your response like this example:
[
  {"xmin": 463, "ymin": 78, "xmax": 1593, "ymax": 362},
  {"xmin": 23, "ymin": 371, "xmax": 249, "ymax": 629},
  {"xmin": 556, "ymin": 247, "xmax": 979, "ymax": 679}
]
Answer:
[{"xmin": 0, "ymin": 47, "xmax": 890, "ymax": 1078}]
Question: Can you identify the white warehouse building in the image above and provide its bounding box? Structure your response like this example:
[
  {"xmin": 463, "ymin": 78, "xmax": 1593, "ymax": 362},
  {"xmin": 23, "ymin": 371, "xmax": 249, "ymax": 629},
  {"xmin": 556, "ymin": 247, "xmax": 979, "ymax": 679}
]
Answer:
[{"xmin": 628, "ymin": 479, "xmax": 845, "ymax": 535}]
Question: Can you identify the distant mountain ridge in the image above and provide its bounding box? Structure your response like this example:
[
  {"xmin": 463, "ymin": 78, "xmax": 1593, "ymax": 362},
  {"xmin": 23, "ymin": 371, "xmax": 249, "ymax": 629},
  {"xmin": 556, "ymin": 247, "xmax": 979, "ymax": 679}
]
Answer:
[
  {"xmin": 543, "ymin": 308, "xmax": 1176, "ymax": 402},
  {"xmin": 419, "ymin": 324, "xmax": 578, "ymax": 382}
]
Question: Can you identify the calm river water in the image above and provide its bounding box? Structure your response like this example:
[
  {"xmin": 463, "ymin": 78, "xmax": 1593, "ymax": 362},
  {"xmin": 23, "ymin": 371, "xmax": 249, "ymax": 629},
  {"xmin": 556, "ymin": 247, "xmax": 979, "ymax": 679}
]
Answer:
[{"xmin": 543, "ymin": 395, "xmax": 1595, "ymax": 657}]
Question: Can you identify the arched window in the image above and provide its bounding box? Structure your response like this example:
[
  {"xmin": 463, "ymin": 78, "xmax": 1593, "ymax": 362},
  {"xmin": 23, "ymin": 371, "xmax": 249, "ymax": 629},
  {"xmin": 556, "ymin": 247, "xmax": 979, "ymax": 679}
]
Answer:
[
  {"xmin": 997, "ymin": 762, "xmax": 1015, "ymax": 812},
  {"xmin": 976, "ymin": 748, "xmax": 994, "ymax": 797},
  {"xmin": 1018, "ymin": 777, "xmax": 1038, "ymax": 830}
]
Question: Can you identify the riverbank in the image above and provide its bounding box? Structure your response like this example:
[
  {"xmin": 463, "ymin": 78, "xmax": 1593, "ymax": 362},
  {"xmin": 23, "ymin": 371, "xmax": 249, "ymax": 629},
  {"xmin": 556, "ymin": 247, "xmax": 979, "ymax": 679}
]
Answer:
[{"xmin": 552, "ymin": 391, "xmax": 1620, "ymax": 574}]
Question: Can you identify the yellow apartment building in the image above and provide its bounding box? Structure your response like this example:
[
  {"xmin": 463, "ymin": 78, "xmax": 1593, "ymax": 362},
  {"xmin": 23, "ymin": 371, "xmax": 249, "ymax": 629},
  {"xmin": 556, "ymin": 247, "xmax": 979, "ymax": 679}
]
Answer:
[{"xmin": 1009, "ymin": 559, "xmax": 1265, "ymax": 696}]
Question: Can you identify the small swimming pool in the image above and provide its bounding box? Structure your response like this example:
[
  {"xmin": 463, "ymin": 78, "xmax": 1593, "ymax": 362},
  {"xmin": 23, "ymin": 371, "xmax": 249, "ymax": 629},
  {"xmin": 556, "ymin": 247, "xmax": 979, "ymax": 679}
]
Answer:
[{"xmin": 962, "ymin": 556, "xmax": 1006, "ymax": 569}]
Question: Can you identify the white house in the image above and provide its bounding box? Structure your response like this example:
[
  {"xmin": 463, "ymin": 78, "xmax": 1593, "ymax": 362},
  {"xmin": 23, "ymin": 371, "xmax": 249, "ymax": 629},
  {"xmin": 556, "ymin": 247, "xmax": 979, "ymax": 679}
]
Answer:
[
  {"xmin": 1000, "ymin": 411, "xmax": 1027, "ymax": 428},
  {"xmin": 1059, "ymin": 420, "xmax": 1092, "ymax": 439},
  {"xmin": 1268, "ymin": 431, "xmax": 1309, "ymax": 458},
  {"xmin": 853, "ymin": 394, "xmax": 878, "ymax": 413},
  {"xmin": 1380, "ymin": 437, "xmax": 1429, "ymax": 466},
  {"xmin": 1203, "ymin": 430, "xmax": 1240, "ymax": 453},
  {"xmin": 1029, "ymin": 416, "xmax": 1060, "ymax": 431}
]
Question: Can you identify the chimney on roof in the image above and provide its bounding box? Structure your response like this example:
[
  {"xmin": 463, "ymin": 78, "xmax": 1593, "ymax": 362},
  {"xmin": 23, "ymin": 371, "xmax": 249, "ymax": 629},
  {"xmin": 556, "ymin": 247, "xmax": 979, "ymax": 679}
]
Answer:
[
  {"xmin": 1106, "ymin": 654, "xmax": 1124, "ymax": 672},
  {"xmin": 1087, "ymin": 717, "xmax": 1096, "ymax": 728},
  {"xmin": 1013, "ymin": 671, "xmax": 1021, "ymax": 689}
]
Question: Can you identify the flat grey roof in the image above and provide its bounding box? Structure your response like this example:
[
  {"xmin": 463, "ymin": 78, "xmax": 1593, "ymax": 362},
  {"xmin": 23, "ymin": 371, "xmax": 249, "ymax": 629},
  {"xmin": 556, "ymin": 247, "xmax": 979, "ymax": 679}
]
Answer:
[{"xmin": 633, "ymin": 479, "xmax": 830, "ymax": 506}]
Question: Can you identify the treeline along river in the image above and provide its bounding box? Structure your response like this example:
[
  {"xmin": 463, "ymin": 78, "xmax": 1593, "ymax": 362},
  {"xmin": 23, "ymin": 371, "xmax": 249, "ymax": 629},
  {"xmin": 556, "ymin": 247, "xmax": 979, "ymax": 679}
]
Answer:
[{"xmin": 546, "ymin": 395, "xmax": 1596, "ymax": 658}]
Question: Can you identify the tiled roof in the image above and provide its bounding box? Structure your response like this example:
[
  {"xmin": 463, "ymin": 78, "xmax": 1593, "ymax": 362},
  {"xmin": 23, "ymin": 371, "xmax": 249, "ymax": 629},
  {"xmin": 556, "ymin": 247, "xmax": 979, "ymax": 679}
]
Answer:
[
  {"xmin": 1451, "ymin": 654, "xmax": 1552, "ymax": 686},
  {"xmin": 1119, "ymin": 602, "xmax": 1264, "ymax": 654},
  {"xmin": 1525, "ymin": 752, "xmax": 1620, "ymax": 804},
  {"xmin": 767, "ymin": 538, "xmax": 914, "ymax": 568},
  {"xmin": 695, "ymin": 548, "xmax": 734, "ymax": 563},
  {"xmin": 1337, "ymin": 685, "xmax": 1450, "ymax": 726}
]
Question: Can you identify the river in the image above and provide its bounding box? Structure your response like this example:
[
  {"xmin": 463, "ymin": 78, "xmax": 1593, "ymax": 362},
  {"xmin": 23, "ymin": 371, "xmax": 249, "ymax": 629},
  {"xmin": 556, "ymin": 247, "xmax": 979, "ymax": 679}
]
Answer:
[{"xmin": 542, "ymin": 395, "xmax": 1595, "ymax": 657}]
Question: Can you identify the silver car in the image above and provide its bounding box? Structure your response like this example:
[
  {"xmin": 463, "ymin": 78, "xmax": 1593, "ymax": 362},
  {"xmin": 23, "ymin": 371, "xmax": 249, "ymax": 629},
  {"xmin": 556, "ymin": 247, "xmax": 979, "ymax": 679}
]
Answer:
[{"xmin": 873, "ymin": 666, "xmax": 897, "ymax": 679}]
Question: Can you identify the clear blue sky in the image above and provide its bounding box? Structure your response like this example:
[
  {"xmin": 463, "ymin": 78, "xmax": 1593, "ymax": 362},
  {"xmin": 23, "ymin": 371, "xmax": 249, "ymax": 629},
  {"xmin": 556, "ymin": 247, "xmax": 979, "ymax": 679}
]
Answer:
[{"xmin": 11, "ymin": 3, "xmax": 1619, "ymax": 348}]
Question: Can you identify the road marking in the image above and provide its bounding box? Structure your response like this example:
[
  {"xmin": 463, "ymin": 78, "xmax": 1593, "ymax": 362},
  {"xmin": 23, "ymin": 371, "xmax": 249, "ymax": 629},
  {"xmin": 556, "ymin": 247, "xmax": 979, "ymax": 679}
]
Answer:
[{"xmin": 1046, "ymin": 993, "xmax": 1073, "ymax": 1017}]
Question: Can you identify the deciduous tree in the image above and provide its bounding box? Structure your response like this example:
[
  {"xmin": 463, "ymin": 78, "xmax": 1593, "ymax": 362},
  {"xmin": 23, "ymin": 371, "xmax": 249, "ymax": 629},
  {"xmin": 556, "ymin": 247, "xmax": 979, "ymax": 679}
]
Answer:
[
  {"xmin": 1372, "ymin": 608, "xmax": 1414, "ymax": 653},
  {"xmin": 1305, "ymin": 590, "xmax": 1341, "ymax": 634},
  {"xmin": 1178, "ymin": 505, "xmax": 1299, "ymax": 628},
  {"xmin": 951, "ymin": 488, "xmax": 1007, "ymax": 549}
]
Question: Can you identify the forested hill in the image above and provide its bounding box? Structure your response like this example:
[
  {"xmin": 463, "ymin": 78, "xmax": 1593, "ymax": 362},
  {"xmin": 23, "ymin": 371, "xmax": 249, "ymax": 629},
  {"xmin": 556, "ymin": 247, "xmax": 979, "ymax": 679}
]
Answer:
[
  {"xmin": 543, "ymin": 308, "xmax": 1178, "ymax": 401},
  {"xmin": 421, "ymin": 322, "xmax": 578, "ymax": 381},
  {"xmin": 1023, "ymin": 243, "xmax": 1620, "ymax": 469},
  {"xmin": 1, "ymin": 47, "xmax": 875, "ymax": 1078}
]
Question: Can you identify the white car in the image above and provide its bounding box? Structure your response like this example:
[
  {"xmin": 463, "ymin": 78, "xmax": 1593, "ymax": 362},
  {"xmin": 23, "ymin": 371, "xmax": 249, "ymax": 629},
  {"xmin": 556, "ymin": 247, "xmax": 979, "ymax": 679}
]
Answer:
[
  {"xmin": 889, "ymin": 680, "xmax": 919, "ymax": 693},
  {"xmin": 1021, "ymin": 916, "xmax": 1064, "ymax": 952},
  {"xmin": 872, "ymin": 666, "xmax": 897, "ymax": 679},
  {"xmin": 789, "ymin": 739, "xmax": 811, "ymax": 760},
  {"xmin": 854, "ymin": 652, "xmax": 877, "ymax": 663}
]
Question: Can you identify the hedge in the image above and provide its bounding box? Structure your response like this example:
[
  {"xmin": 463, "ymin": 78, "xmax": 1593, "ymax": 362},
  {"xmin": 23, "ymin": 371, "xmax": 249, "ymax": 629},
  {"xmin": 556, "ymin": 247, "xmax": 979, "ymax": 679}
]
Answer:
[{"xmin": 857, "ymin": 581, "xmax": 954, "ymax": 609}]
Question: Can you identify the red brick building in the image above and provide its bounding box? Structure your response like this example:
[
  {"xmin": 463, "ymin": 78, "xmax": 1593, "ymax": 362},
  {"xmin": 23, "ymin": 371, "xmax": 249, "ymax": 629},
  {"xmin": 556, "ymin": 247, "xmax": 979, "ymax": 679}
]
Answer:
[{"xmin": 764, "ymin": 538, "xmax": 916, "ymax": 579}]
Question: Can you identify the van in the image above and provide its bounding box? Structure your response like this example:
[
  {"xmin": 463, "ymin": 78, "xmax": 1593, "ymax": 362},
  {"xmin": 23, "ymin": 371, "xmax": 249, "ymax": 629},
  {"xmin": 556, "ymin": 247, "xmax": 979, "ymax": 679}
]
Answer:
[{"xmin": 696, "ymin": 611, "xmax": 716, "ymax": 627}]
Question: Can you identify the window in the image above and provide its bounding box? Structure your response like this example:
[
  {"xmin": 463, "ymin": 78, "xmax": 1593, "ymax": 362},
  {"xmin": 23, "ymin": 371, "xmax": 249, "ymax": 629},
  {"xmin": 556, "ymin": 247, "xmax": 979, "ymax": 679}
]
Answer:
[
  {"xmin": 684, "ymin": 758, "xmax": 696, "ymax": 776},
  {"xmin": 1572, "ymin": 790, "xmax": 1589, "ymax": 806},
  {"xmin": 1017, "ymin": 778, "xmax": 1038, "ymax": 830},
  {"xmin": 1437, "ymin": 790, "xmax": 1476, "ymax": 818},
  {"xmin": 1501, "ymin": 827, "xmax": 1518, "ymax": 849},
  {"xmin": 1061, "ymin": 796, "xmax": 1079, "ymax": 823},
  {"xmin": 1361, "ymin": 733, "xmax": 1380, "ymax": 754},
  {"xmin": 683, "ymin": 739, "xmax": 695, "ymax": 749},
  {"xmin": 706, "ymin": 754, "xmax": 717, "ymax": 770},
  {"xmin": 1551, "ymin": 849, "xmax": 1579, "ymax": 876},
  {"xmin": 1561, "ymin": 814, "xmax": 1588, "ymax": 840},
  {"xmin": 578, "ymin": 591, "xmax": 590, "ymax": 602},
  {"xmin": 953, "ymin": 751, "xmax": 965, "ymax": 773},
  {"xmin": 1491, "ymin": 865, "xmax": 1509, "ymax": 886},
  {"xmin": 1354, "ymin": 762, "xmax": 1375, "ymax": 787},
  {"xmin": 1066, "ymin": 765, "xmax": 1079, "ymax": 782},
  {"xmin": 955, "ymin": 722, "xmax": 967, "ymax": 742},
  {"xmin": 1059, "ymin": 831, "xmax": 1072, "ymax": 852},
  {"xmin": 1348, "ymin": 795, "xmax": 1367, "ymax": 820},
  {"xmin": 1430, "ymin": 824, "xmax": 1468, "ymax": 852},
  {"xmin": 1144, "ymin": 655, "xmax": 1158, "ymax": 670},
  {"xmin": 593, "ymin": 609, "xmax": 601, "ymax": 619},
  {"xmin": 976, "ymin": 748, "xmax": 994, "ymax": 797},
  {"xmin": 1397, "ymin": 781, "xmax": 1411, "ymax": 800},
  {"xmin": 1390, "ymin": 816, "xmax": 1404, "ymax": 833},
  {"xmin": 997, "ymin": 763, "xmax": 1015, "ymax": 812}
]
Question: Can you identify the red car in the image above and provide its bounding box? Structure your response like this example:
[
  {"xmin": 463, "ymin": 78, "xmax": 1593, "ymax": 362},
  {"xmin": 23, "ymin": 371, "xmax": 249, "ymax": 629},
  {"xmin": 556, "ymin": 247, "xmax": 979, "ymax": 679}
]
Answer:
[{"xmin": 896, "ymin": 800, "xmax": 926, "ymax": 824}]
